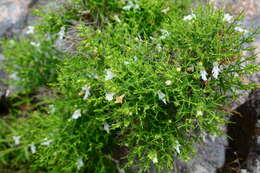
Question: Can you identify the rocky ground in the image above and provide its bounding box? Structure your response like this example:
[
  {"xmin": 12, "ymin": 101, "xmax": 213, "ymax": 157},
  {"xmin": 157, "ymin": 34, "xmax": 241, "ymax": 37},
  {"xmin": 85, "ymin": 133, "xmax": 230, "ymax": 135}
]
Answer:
[{"xmin": 0, "ymin": 0, "xmax": 259, "ymax": 173}]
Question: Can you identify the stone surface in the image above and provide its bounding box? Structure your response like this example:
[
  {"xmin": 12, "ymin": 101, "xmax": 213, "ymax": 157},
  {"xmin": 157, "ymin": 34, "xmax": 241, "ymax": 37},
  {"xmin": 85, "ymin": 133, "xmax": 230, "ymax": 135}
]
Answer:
[
  {"xmin": 0, "ymin": 54, "xmax": 7, "ymax": 96},
  {"xmin": 174, "ymin": 134, "xmax": 227, "ymax": 173},
  {"xmin": 0, "ymin": 0, "xmax": 37, "ymax": 37},
  {"xmin": 0, "ymin": 0, "xmax": 35, "ymax": 92}
]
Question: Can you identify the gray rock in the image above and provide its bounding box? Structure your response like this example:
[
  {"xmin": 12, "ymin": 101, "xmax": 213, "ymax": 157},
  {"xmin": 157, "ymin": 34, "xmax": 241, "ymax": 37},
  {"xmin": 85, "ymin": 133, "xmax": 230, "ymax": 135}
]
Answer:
[
  {"xmin": 0, "ymin": 0, "xmax": 37, "ymax": 37},
  {"xmin": 0, "ymin": 54, "xmax": 7, "ymax": 91},
  {"xmin": 174, "ymin": 134, "xmax": 227, "ymax": 173}
]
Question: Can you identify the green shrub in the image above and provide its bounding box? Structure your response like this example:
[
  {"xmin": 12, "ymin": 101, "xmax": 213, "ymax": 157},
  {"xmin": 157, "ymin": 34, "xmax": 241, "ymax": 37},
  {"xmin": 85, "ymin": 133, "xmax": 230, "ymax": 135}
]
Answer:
[
  {"xmin": 1, "ymin": 35, "xmax": 62, "ymax": 94},
  {"xmin": 0, "ymin": 0, "xmax": 259, "ymax": 173}
]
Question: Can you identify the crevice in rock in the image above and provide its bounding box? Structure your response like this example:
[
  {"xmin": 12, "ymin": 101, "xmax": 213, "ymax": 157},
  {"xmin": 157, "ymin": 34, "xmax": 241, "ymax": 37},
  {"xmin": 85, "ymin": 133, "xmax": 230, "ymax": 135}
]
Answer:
[
  {"xmin": 218, "ymin": 89, "xmax": 260, "ymax": 173},
  {"xmin": 0, "ymin": 92, "xmax": 9, "ymax": 116}
]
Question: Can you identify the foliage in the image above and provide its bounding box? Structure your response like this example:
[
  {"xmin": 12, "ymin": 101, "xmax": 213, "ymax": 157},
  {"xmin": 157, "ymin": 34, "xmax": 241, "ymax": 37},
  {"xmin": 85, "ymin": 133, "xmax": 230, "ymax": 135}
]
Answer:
[
  {"xmin": 1, "ymin": 35, "xmax": 62, "ymax": 94},
  {"xmin": 0, "ymin": 0, "xmax": 259, "ymax": 173}
]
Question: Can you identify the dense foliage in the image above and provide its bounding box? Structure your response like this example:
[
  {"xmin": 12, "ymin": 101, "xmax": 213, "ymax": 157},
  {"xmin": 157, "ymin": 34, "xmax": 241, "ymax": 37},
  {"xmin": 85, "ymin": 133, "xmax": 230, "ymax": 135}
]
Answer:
[{"xmin": 0, "ymin": 0, "xmax": 259, "ymax": 172}]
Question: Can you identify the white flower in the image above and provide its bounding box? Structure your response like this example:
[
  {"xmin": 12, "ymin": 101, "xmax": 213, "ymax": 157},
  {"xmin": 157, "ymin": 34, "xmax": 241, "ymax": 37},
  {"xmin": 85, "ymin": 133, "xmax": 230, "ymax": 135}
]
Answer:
[
  {"xmin": 176, "ymin": 67, "xmax": 181, "ymax": 72},
  {"xmin": 13, "ymin": 136, "xmax": 21, "ymax": 145},
  {"xmin": 234, "ymin": 27, "xmax": 249, "ymax": 35},
  {"xmin": 183, "ymin": 14, "xmax": 196, "ymax": 21},
  {"xmin": 94, "ymin": 74, "xmax": 99, "ymax": 80},
  {"xmin": 26, "ymin": 26, "xmax": 35, "ymax": 34},
  {"xmin": 77, "ymin": 157, "xmax": 84, "ymax": 170},
  {"xmin": 105, "ymin": 69, "xmax": 116, "ymax": 81},
  {"xmin": 160, "ymin": 29, "xmax": 170, "ymax": 39},
  {"xmin": 30, "ymin": 143, "xmax": 36, "ymax": 154},
  {"xmin": 104, "ymin": 122, "xmax": 110, "ymax": 133},
  {"xmin": 30, "ymin": 42, "xmax": 40, "ymax": 47},
  {"xmin": 197, "ymin": 110, "xmax": 203, "ymax": 116},
  {"xmin": 161, "ymin": 7, "xmax": 170, "ymax": 14},
  {"xmin": 212, "ymin": 62, "xmax": 220, "ymax": 79},
  {"xmin": 41, "ymin": 138, "xmax": 53, "ymax": 146},
  {"xmin": 114, "ymin": 15, "xmax": 121, "ymax": 23},
  {"xmin": 123, "ymin": 4, "xmax": 132, "ymax": 10},
  {"xmin": 152, "ymin": 157, "xmax": 158, "ymax": 164},
  {"xmin": 5, "ymin": 89, "xmax": 10, "ymax": 97},
  {"xmin": 105, "ymin": 93, "xmax": 115, "ymax": 101},
  {"xmin": 241, "ymin": 169, "xmax": 249, "ymax": 173},
  {"xmin": 124, "ymin": 61, "xmax": 130, "ymax": 65},
  {"xmin": 158, "ymin": 90, "xmax": 167, "ymax": 104},
  {"xmin": 209, "ymin": 134, "xmax": 217, "ymax": 142},
  {"xmin": 118, "ymin": 168, "xmax": 126, "ymax": 173},
  {"xmin": 200, "ymin": 70, "xmax": 208, "ymax": 81},
  {"xmin": 72, "ymin": 109, "xmax": 81, "ymax": 119},
  {"xmin": 58, "ymin": 26, "xmax": 65, "ymax": 40},
  {"xmin": 175, "ymin": 141, "xmax": 181, "ymax": 154},
  {"xmin": 123, "ymin": 1, "xmax": 139, "ymax": 10},
  {"xmin": 133, "ymin": 4, "xmax": 139, "ymax": 9},
  {"xmin": 82, "ymin": 86, "xmax": 91, "ymax": 100},
  {"xmin": 165, "ymin": 80, "xmax": 172, "ymax": 86},
  {"xmin": 9, "ymin": 39, "xmax": 15, "ymax": 45},
  {"xmin": 156, "ymin": 45, "xmax": 162, "ymax": 51},
  {"xmin": 133, "ymin": 56, "xmax": 138, "ymax": 61},
  {"xmin": 223, "ymin": 13, "xmax": 233, "ymax": 23},
  {"xmin": 48, "ymin": 105, "xmax": 56, "ymax": 114}
]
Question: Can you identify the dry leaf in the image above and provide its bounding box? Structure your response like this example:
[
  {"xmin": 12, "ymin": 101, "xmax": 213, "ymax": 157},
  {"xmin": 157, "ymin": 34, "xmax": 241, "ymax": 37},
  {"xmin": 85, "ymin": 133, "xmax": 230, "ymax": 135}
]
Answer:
[
  {"xmin": 241, "ymin": 77, "xmax": 250, "ymax": 84},
  {"xmin": 115, "ymin": 94, "xmax": 125, "ymax": 104}
]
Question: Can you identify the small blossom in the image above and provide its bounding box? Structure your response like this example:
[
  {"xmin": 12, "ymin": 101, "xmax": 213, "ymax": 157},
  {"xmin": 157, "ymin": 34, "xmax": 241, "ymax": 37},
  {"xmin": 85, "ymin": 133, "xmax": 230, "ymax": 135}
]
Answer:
[
  {"xmin": 123, "ymin": 4, "xmax": 132, "ymax": 10},
  {"xmin": 82, "ymin": 86, "xmax": 91, "ymax": 100},
  {"xmin": 114, "ymin": 15, "xmax": 121, "ymax": 23},
  {"xmin": 93, "ymin": 74, "xmax": 99, "ymax": 80},
  {"xmin": 176, "ymin": 67, "xmax": 181, "ymax": 72},
  {"xmin": 160, "ymin": 29, "xmax": 170, "ymax": 39},
  {"xmin": 152, "ymin": 157, "xmax": 158, "ymax": 164},
  {"xmin": 209, "ymin": 134, "xmax": 217, "ymax": 142},
  {"xmin": 175, "ymin": 141, "xmax": 181, "ymax": 154},
  {"xmin": 165, "ymin": 80, "xmax": 172, "ymax": 86},
  {"xmin": 118, "ymin": 168, "xmax": 126, "ymax": 173},
  {"xmin": 48, "ymin": 105, "xmax": 56, "ymax": 114},
  {"xmin": 200, "ymin": 70, "xmax": 208, "ymax": 81},
  {"xmin": 105, "ymin": 93, "xmax": 115, "ymax": 101},
  {"xmin": 105, "ymin": 69, "xmax": 116, "ymax": 81},
  {"xmin": 13, "ymin": 136, "xmax": 21, "ymax": 145},
  {"xmin": 241, "ymin": 169, "xmax": 249, "ymax": 173},
  {"xmin": 77, "ymin": 157, "xmax": 84, "ymax": 170},
  {"xmin": 156, "ymin": 44, "xmax": 162, "ymax": 51},
  {"xmin": 124, "ymin": 61, "xmax": 130, "ymax": 65},
  {"xmin": 223, "ymin": 13, "xmax": 233, "ymax": 23},
  {"xmin": 30, "ymin": 143, "xmax": 36, "ymax": 154},
  {"xmin": 183, "ymin": 14, "xmax": 196, "ymax": 21},
  {"xmin": 197, "ymin": 110, "xmax": 203, "ymax": 116},
  {"xmin": 30, "ymin": 42, "xmax": 40, "ymax": 47},
  {"xmin": 123, "ymin": 1, "xmax": 139, "ymax": 10},
  {"xmin": 133, "ymin": 56, "xmax": 138, "ymax": 61},
  {"xmin": 161, "ymin": 7, "xmax": 170, "ymax": 14},
  {"xmin": 104, "ymin": 122, "xmax": 110, "ymax": 133},
  {"xmin": 148, "ymin": 152, "xmax": 158, "ymax": 164},
  {"xmin": 41, "ymin": 138, "xmax": 53, "ymax": 146},
  {"xmin": 26, "ymin": 26, "xmax": 35, "ymax": 34},
  {"xmin": 58, "ymin": 26, "xmax": 65, "ymax": 40},
  {"xmin": 234, "ymin": 27, "xmax": 249, "ymax": 35},
  {"xmin": 158, "ymin": 90, "xmax": 167, "ymax": 104},
  {"xmin": 212, "ymin": 62, "xmax": 220, "ymax": 79},
  {"xmin": 72, "ymin": 109, "xmax": 81, "ymax": 120},
  {"xmin": 5, "ymin": 89, "xmax": 10, "ymax": 97}
]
